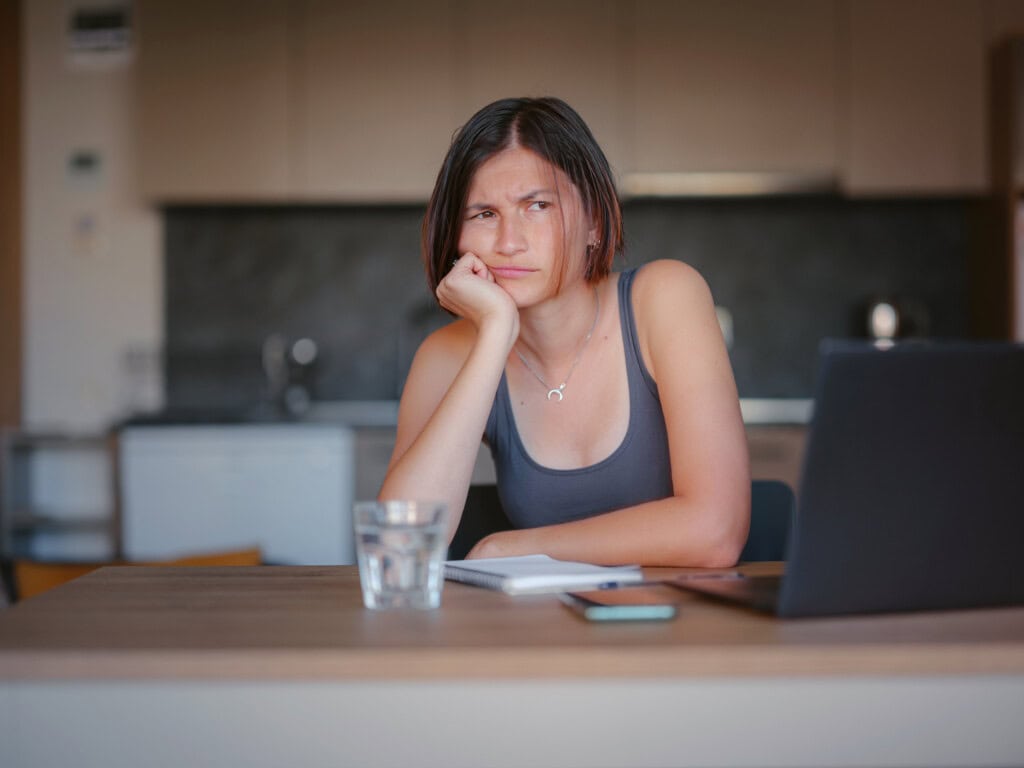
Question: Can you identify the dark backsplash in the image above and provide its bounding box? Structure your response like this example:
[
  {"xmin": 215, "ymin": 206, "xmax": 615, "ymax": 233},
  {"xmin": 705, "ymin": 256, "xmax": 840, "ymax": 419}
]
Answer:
[{"xmin": 165, "ymin": 197, "xmax": 975, "ymax": 409}]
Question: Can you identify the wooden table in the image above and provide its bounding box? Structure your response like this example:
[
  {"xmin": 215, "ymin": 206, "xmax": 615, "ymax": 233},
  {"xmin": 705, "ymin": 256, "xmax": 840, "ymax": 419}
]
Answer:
[{"xmin": 1, "ymin": 562, "xmax": 1022, "ymax": 767}]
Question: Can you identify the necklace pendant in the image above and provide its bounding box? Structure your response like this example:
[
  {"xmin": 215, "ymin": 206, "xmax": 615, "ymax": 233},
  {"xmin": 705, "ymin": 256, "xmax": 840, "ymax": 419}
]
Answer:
[{"xmin": 546, "ymin": 387, "xmax": 565, "ymax": 402}]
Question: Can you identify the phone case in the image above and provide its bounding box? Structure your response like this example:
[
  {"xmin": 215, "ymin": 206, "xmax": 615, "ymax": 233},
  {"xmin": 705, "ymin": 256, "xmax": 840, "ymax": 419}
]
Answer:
[{"xmin": 559, "ymin": 591, "xmax": 678, "ymax": 622}]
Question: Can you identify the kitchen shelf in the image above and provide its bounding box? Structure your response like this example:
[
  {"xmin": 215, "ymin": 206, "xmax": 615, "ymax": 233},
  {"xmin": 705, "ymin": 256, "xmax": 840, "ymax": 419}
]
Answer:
[
  {"xmin": 8, "ymin": 514, "xmax": 115, "ymax": 534},
  {"xmin": 0, "ymin": 430, "xmax": 121, "ymax": 562}
]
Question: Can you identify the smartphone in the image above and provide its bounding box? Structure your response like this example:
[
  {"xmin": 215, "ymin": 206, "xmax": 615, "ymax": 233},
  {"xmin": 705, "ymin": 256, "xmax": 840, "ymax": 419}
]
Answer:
[{"xmin": 559, "ymin": 586, "xmax": 679, "ymax": 622}]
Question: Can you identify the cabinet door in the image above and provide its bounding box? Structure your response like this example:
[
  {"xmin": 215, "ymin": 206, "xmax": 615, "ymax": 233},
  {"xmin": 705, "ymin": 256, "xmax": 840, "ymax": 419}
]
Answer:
[
  {"xmin": 354, "ymin": 429, "xmax": 396, "ymax": 502},
  {"xmin": 294, "ymin": 0, "xmax": 459, "ymax": 201},
  {"xmin": 136, "ymin": 0, "xmax": 292, "ymax": 200},
  {"xmin": 455, "ymin": 0, "xmax": 629, "ymax": 181},
  {"xmin": 630, "ymin": 0, "xmax": 838, "ymax": 177},
  {"xmin": 844, "ymin": 0, "xmax": 986, "ymax": 194},
  {"xmin": 988, "ymin": 1, "xmax": 1024, "ymax": 190},
  {"xmin": 988, "ymin": 0, "xmax": 1024, "ymax": 45}
]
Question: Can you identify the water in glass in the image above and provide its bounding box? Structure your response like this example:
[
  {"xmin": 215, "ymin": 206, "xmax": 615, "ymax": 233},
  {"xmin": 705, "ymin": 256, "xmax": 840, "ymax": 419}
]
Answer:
[{"xmin": 354, "ymin": 501, "xmax": 447, "ymax": 609}]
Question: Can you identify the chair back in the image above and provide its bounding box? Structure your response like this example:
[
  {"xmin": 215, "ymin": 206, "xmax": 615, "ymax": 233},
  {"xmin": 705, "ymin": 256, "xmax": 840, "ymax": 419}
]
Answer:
[
  {"xmin": 449, "ymin": 485, "xmax": 513, "ymax": 560},
  {"xmin": 11, "ymin": 546, "xmax": 264, "ymax": 601},
  {"xmin": 0, "ymin": 562, "xmax": 10, "ymax": 608},
  {"xmin": 741, "ymin": 479, "xmax": 796, "ymax": 561}
]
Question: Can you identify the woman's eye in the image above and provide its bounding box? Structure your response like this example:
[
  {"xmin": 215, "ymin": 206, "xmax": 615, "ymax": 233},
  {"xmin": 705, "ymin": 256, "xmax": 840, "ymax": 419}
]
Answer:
[
  {"xmin": 528, "ymin": 201, "xmax": 551, "ymax": 211},
  {"xmin": 470, "ymin": 210, "xmax": 494, "ymax": 220}
]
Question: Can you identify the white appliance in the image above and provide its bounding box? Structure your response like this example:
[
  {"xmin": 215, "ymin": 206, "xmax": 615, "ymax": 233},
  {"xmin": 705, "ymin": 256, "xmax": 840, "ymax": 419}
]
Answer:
[{"xmin": 120, "ymin": 425, "xmax": 355, "ymax": 565}]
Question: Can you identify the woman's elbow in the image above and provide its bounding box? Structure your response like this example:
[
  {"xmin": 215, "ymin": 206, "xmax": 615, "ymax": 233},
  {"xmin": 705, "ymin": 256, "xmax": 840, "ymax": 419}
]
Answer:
[
  {"xmin": 698, "ymin": 538, "xmax": 744, "ymax": 568},
  {"xmin": 690, "ymin": 511, "xmax": 749, "ymax": 568}
]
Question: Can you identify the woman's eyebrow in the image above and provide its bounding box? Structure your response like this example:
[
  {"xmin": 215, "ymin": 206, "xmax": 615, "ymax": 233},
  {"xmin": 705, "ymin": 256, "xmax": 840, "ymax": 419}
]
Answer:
[
  {"xmin": 464, "ymin": 189, "xmax": 558, "ymax": 214},
  {"xmin": 519, "ymin": 188, "xmax": 555, "ymax": 201}
]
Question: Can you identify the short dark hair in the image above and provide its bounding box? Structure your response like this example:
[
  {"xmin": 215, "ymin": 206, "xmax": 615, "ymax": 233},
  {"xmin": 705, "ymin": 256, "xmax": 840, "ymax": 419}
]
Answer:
[{"xmin": 422, "ymin": 97, "xmax": 623, "ymax": 296}]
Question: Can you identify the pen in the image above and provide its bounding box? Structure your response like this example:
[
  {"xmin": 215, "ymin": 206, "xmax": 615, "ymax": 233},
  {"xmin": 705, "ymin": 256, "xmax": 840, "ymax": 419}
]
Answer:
[
  {"xmin": 674, "ymin": 571, "xmax": 745, "ymax": 581},
  {"xmin": 595, "ymin": 579, "xmax": 666, "ymax": 590}
]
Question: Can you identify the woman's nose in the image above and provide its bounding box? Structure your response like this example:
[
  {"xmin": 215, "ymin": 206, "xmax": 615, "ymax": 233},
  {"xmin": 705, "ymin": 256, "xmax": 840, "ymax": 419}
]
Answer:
[{"xmin": 495, "ymin": 216, "xmax": 527, "ymax": 256}]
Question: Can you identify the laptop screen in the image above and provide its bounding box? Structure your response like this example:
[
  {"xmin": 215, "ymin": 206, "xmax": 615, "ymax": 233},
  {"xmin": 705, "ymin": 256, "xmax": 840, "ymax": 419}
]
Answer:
[{"xmin": 778, "ymin": 341, "xmax": 1024, "ymax": 618}]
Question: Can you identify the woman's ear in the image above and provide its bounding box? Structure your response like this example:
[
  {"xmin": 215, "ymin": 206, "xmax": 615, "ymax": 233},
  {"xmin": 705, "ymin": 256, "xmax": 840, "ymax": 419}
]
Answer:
[{"xmin": 587, "ymin": 217, "xmax": 601, "ymax": 250}]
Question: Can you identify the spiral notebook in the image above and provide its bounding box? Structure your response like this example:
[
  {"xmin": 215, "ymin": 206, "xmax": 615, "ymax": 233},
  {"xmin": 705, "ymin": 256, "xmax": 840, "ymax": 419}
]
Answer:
[{"xmin": 444, "ymin": 555, "xmax": 643, "ymax": 595}]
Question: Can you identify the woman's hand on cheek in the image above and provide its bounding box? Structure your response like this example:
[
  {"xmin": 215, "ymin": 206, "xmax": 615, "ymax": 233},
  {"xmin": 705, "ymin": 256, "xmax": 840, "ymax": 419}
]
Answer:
[{"xmin": 436, "ymin": 253, "xmax": 518, "ymax": 337}]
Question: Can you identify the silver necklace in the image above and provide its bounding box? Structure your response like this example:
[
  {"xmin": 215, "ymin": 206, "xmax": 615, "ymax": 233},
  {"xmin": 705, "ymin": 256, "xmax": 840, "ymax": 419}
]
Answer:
[{"xmin": 514, "ymin": 288, "xmax": 600, "ymax": 402}]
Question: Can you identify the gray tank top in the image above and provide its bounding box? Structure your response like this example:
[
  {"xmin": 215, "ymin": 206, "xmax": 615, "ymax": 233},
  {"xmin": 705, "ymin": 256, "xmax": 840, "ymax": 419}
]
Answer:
[{"xmin": 484, "ymin": 267, "xmax": 673, "ymax": 528}]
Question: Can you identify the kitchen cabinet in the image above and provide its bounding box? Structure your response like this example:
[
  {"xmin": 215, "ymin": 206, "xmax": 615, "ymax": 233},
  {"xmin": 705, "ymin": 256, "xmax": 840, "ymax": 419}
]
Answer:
[
  {"xmin": 297, "ymin": 0, "xmax": 629, "ymax": 198},
  {"xmin": 136, "ymin": 0, "xmax": 293, "ymax": 200},
  {"xmin": 138, "ymin": 0, "xmax": 627, "ymax": 202},
  {"xmin": 628, "ymin": 0, "xmax": 838, "ymax": 183},
  {"xmin": 988, "ymin": 0, "xmax": 1024, "ymax": 45},
  {"xmin": 988, "ymin": 35, "xmax": 1024, "ymax": 340},
  {"xmin": 293, "ymin": 0, "xmax": 460, "ymax": 201},
  {"xmin": 134, "ymin": 0, "xmax": 1023, "ymax": 201},
  {"xmin": 455, "ymin": 0, "xmax": 629, "ymax": 180},
  {"xmin": 120, "ymin": 425, "xmax": 355, "ymax": 565},
  {"xmin": 843, "ymin": 0, "xmax": 987, "ymax": 194},
  {"xmin": 354, "ymin": 428, "xmax": 396, "ymax": 502},
  {"xmin": 746, "ymin": 425, "xmax": 807, "ymax": 498},
  {"xmin": 354, "ymin": 427, "xmax": 496, "ymax": 504}
]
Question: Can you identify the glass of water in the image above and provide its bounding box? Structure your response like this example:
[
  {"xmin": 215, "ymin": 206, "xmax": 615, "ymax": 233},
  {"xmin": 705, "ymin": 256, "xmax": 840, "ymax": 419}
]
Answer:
[{"xmin": 353, "ymin": 500, "xmax": 448, "ymax": 610}]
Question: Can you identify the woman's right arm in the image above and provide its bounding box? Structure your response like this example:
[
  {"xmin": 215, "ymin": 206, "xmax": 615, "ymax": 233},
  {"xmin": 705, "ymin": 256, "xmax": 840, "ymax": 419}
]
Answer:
[{"xmin": 378, "ymin": 254, "xmax": 517, "ymax": 539}]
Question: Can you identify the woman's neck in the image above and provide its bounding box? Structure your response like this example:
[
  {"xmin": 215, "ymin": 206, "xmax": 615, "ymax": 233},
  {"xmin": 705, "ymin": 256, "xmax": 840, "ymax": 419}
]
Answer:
[{"xmin": 515, "ymin": 279, "xmax": 605, "ymax": 367}]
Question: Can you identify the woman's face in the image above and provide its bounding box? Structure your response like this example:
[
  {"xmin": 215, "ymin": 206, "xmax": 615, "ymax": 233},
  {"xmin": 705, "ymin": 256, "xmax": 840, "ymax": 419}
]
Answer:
[{"xmin": 457, "ymin": 146, "xmax": 595, "ymax": 306}]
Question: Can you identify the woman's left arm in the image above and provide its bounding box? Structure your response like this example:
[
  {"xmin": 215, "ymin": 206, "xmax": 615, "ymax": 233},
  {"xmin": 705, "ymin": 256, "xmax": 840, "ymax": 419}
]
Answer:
[{"xmin": 469, "ymin": 260, "xmax": 751, "ymax": 566}]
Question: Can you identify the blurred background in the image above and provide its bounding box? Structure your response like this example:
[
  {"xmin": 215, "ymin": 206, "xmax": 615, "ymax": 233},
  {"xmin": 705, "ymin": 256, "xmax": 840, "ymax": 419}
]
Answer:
[{"xmin": 2, "ymin": 0, "xmax": 1023, "ymax": 571}]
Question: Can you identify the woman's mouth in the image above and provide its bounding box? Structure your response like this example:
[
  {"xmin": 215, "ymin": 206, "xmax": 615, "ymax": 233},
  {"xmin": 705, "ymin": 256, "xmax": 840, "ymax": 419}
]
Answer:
[{"xmin": 490, "ymin": 266, "xmax": 535, "ymax": 279}]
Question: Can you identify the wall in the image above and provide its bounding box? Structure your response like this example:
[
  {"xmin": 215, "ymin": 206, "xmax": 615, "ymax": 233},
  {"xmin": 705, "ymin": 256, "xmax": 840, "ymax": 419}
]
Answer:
[
  {"xmin": 625, "ymin": 197, "xmax": 974, "ymax": 395},
  {"xmin": 164, "ymin": 205, "xmax": 438, "ymax": 411},
  {"xmin": 22, "ymin": 0, "xmax": 162, "ymax": 433},
  {"xmin": 163, "ymin": 198, "xmax": 974, "ymax": 408}
]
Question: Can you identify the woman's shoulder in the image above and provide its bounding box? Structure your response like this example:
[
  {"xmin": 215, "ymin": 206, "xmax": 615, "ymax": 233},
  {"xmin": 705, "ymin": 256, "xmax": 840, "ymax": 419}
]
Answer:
[
  {"xmin": 629, "ymin": 259, "xmax": 712, "ymax": 308},
  {"xmin": 400, "ymin": 317, "xmax": 478, "ymax": 411},
  {"xmin": 626, "ymin": 263, "xmax": 723, "ymax": 386},
  {"xmin": 413, "ymin": 317, "xmax": 477, "ymax": 369}
]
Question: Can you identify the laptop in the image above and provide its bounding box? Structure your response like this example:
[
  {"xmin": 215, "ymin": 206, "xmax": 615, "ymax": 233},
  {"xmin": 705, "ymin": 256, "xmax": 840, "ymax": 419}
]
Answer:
[{"xmin": 676, "ymin": 340, "xmax": 1024, "ymax": 618}]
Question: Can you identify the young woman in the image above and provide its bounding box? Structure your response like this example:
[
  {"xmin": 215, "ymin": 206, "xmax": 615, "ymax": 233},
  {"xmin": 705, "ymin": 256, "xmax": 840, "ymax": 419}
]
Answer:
[{"xmin": 379, "ymin": 97, "xmax": 750, "ymax": 566}]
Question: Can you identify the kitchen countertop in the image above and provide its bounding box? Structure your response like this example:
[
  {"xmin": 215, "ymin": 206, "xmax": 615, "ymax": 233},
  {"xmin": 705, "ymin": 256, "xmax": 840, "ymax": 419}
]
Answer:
[
  {"xmin": 311, "ymin": 398, "xmax": 813, "ymax": 427},
  {"xmin": 121, "ymin": 398, "xmax": 813, "ymax": 430},
  {"xmin": 305, "ymin": 398, "xmax": 813, "ymax": 428},
  {"xmin": 302, "ymin": 399, "xmax": 400, "ymax": 428},
  {"xmin": 739, "ymin": 398, "xmax": 813, "ymax": 425},
  {"xmin": 119, "ymin": 400, "xmax": 401, "ymax": 430}
]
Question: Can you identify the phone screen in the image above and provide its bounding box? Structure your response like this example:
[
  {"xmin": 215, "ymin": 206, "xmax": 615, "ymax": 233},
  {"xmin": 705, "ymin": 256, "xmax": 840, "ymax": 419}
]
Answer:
[{"xmin": 560, "ymin": 586, "xmax": 680, "ymax": 622}]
